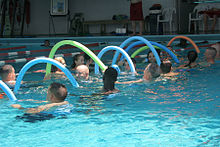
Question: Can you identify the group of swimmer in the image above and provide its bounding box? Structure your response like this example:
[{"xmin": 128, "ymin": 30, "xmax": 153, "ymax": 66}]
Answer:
[{"xmin": 0, "ymin": 40, "xmax": 219, "ymax": 115}]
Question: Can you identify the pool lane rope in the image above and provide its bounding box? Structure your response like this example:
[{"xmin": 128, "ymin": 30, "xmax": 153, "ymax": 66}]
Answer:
[
  {"xmin": 95, "ymin": 46, "xmax": 136, "ymax": 75},
  {"xmin": 0, "ymin": 80, "xmax": 17, "ymax": 101},
  {"xmin": 45, "ymin": 40, "xmax": 107, "ymax": 77},
  {"xmin": 112, "ymin": 36, "xmax": 161, "ymax": 65},
  {"xmin": 14, "ymin": 58, "xmax": 79, "ymax": 93},
  {"xmin": 0, "ymin": 43, "xmax": 99, "ymax": 57},
  {"xmin": 167, "ymin": 35, "xmax": 200, "ymax": 53}
]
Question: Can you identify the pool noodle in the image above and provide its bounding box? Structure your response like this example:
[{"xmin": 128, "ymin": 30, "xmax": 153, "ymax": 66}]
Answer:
[
  {"xmin": 131, "ymin": 46, "xmax": 159, "ymax": 58},
  {"xmin": 167, "ymin": 35, "xmax": 200, "ymax": 53},
  {"xmin": 150, "ymin": 41, "xmax": 179, "ymax": 63},
  {"xmin": 120, "ymin": 40, "xmax": 179, "ymax": 63},
  {"xmin": 45, "ymin": 40, "xmax": 107, "ymax": 77},
  {"xmin": 0, "ymin": 80, "xmax": 17, "ymax": 101},
  {"xmin": 112, "ymin": 36, "xmax": 161, "ymax": 65},
  {"xmin": 95, "ymin": 46, "xmax": 136, "ymax": 75},
  {"xmin": 14, "ymin": 58, "xmax": 79, "ymax": 93}
]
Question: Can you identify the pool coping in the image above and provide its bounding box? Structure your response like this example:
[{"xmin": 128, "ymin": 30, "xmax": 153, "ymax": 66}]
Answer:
[{"xmin": 0, "ymin": 34, "xmax": 219, "ymax": 45}]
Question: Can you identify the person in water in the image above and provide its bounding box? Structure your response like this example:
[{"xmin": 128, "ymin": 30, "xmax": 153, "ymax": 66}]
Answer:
[
  {"xmin": 75, "ymin": 65, "xmax": 90, "ymax": 80},
  {"xmin": 11, "ymin": 82, "xmax": 68, "ymax": 114},
  {"xmin": 211, "ymin": 41, "xmax": 220, "ymax": 59},
  {"xmin": 0, "ymin": 64, "xmax": 16, "ymax": 86},
  {"xmin": 71, "ymin": 54, "xmax": 85, "ymax": 70},
  {"xmin": 204, "ymin": 47, "xmax": 217, "ymax": 64},
  {"xmin": 177, "ymin": 50, "xmax": 198, "ymax": 69},
  {"xmin": 117, "ymin": 63, "xmax": 160, "ymax": 84},
  {"xmin": 51, "ymin": 57, "xmax": 67, "ymax": 74},
  {"xmin": 160, "ymin": 60, "xmax": 179, "ymax": 77},
  {"xmin": 102, "ymin": 67, "xmax": 119, "ymax": 94}
]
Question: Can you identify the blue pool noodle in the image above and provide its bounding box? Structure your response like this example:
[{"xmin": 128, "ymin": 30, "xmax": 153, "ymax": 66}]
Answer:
[
  {"xmin": 95, "ymin": 46, "xmax": 136, "ymax": 75},
  {"xmin": 119, "ymin": 39, "xmax": 179, "ymax": 64},
  {"xmin": 112, "ymin": 36, "xmax": 161, "ymax": 66},
  {"xmin": 150, "ymin": 41, "xmax": 179, "ymax": 64},
  {"xmin": 0, "ymin": 80, "xmax": 17, "ymax": 101},
  {"xmin": 13, "ymin": 58, "xmax": 79, "ymax": 93}
]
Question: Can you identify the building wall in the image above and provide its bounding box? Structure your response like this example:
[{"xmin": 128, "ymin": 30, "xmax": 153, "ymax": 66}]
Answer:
[{"xmin": 22, "ymin": 0, "xmax": 176, "ymax": 36}]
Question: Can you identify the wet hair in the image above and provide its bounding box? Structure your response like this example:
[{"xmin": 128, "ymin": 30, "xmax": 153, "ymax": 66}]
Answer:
[
  {"xmin": 184, "ymin": 51, "xmax": 198, "ymax": 68},
  {"xmin": 206, "ymin": 47, "xmax": 217, "ymax": 58},
  {"xmin": 103, "ymin": 67, "xmax": 118, "ymax": 92},
  {"xmin": 148, "ymin": 63, "xmax": 160, "ymax": 78},
  {"xmin": 51, "ymin": 65, "xmax": 58, "ymax": 73},
  {"xmin": 147, "ymin": 49, "xmax": 161, "ymax": 62},
  {"xmin": 125, "ymin": 58, "xmax": 136, "ymax": 65},
  {"xmin": 44, "ymin": 40, "xmax": 50, "ymax": 46},
  {"xmin": 0, "ymin": 65, "xmax": 14, "ymax": 79},
  {"xmin": 48, "ymin": 82, "xmax": 67, "ymax": 102},
  {"xmin": 180, "ymin": 38, "xmax": 187, "ymax": 44},
  {"xmin": 71, "ymin": 54, "xmax": 84, "ymax": 68},
  {"xmin": 84, "ymin": 53, "xmax": 90, "ymax": 62},
  {"xmin": 51, "ymin": 57, "xmax": 66, "ymax": 73},
  {"xmin": 160, "ymin": 62, "xmax": 172, "ymax": 74}
]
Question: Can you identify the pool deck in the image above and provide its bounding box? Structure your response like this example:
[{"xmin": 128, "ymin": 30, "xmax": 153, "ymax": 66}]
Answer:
[{"xmin": 0, "ymin": 34, "xmax": 219, "ymax": 46}]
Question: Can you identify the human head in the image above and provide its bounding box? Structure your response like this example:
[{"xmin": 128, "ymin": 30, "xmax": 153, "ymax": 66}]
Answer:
[
  {"xmin": 84, "ymin": 53, "xmax": 93, "ymax": 66},
  {"xmin": 0, "ymin": 64, "xmax": 16, "ymax": 82},
  {"xmin": 71, "ymin": 54, "xmax": 85, "ymax": 69},
  {"xmin": 147, "ymin": 51, "xmax": 156, "ymax": 63},
  {"xmin": 187, "ymin": 50, "xmax": 198, "ymax": 63},
  {"xmin": 204, "ymin": 47, "xmax": 217, "ymax": 63},
  {"xmin": 103, "ymin": 67, "xmax": 118, "ymax": 92},
  {"xmin": 211, "ymin": 42, "xmax": 220, "ymax": 57},
  {"xmin": 44, "ymin": 40, "xmax": 50, "ymax": 47},
  {"xmin": 180, "ymin": 38, "xmax": 187, "ymax": 46},
  {"xmin": 143, "ymin": 63, "xmax": 160, "ymax": 81},
  {"xmin": 75, "ymin": 65, "xmax": 89, "ymax": 80},
  {"xmin": 160, "ymin": 60, "xmax": 172, "ymax": 74},
  {"xmin": 125, "ymin": 58, "xmax": 136, "ymax": 71},
  {"xmin": 46, "ymin": 82, "xmax": 67, "ymax": 103},
  {"xmin": 147, "ymin": 50, "xmax": 160, "ymax": 63},
  {"xmin": 51, "ymin": 57, "xmax": 66, "ymax": 72}
]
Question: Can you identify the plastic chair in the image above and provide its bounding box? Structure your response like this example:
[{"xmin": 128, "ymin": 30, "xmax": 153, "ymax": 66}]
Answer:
[
  {"xmin": 157, "ymin": 8, "xmax": 176, "ymax": 34},
  {"xmin": 188, "ymin": 5, "xmax": 209, "ymax": 32}
]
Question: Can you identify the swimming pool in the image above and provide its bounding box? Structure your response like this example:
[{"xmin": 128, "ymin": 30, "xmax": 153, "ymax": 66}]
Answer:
[{"xmin": 0, "ymin": 35, "xmax": 220, "ymax": 146}]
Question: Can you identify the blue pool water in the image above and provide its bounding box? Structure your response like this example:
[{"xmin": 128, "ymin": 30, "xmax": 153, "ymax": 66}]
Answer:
[{"xmin": 0, "ymin": 38, "xmax": 220, "ymax": 146}]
